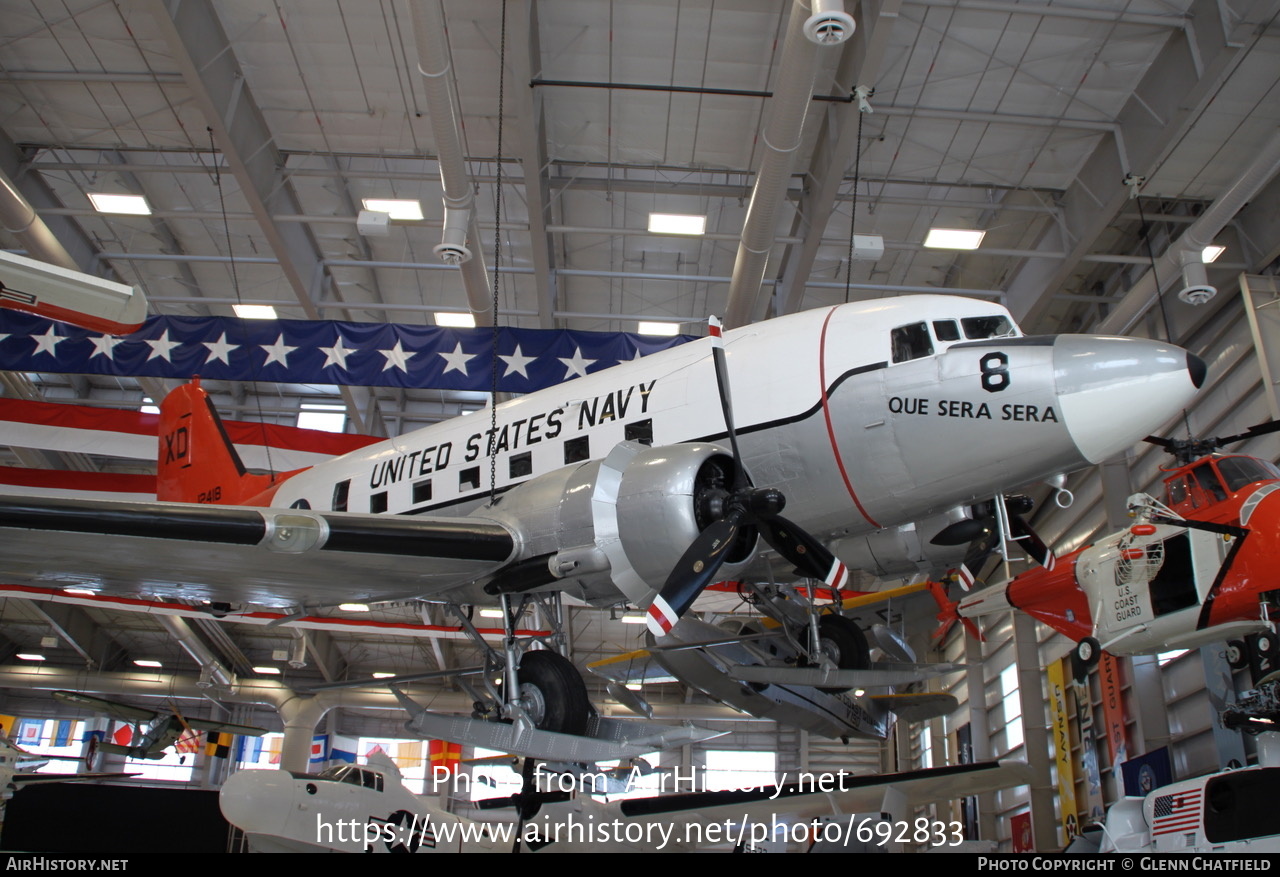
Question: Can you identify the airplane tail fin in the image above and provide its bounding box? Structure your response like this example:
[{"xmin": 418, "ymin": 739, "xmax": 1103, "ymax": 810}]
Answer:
[
  {"xmin": 156, "ymin": 378, "xmax": 290, "ymax": 505},
  {"xmin": 928, "ymin": 580, "xmax": 984, "ymax": 643}
]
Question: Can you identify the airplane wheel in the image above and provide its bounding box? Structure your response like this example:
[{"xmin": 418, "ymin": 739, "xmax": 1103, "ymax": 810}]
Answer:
[
  {"xmin": 1226, "ymin": 640, "xmax": 1249, "ymax": 670},
  {"xmin": 813, "ymin": 615, "xmax": 869, "ymax": 693},
  {"xmin": 517, "ymin": 650, "xmax": 590, "ymax": 736},
  {"xmin": 1075, "ymin": 636, "xmax": 1101, "ymax": 670}
]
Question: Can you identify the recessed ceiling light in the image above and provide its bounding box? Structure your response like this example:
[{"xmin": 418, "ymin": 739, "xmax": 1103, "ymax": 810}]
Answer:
[
  {"xmin": 1202, "ymin": 245, "xmax": 1226, "ymax": 263},
  {"xmin": 924, "ymin": 228, "xmax": 986, "ymax": 250},
  {"xmin": 362, "ymin": 198, "xmax": 424, "ymax": 221},
  {"xmin": 648, "ymin": 213, "xmax": 706, "ymax": 235},
  {"xmin": 435, "ymin": 312, "xmax": 476, "ymax": 328},
  {"xmin": 252, "ymin": 666, "xmax": 282, "ymax": 675},
  {"xmin": 133, "ymin": 659, "xmax": 163, "ymax": 668},
  {"xmin": 16, "ymin": 654, "xmax": 46, "ymax": 661},
  {"xmin": 637, "ymin": 321, "xmax": 680, "ymax": 336},
  {"xmin": 88, "ymin": 192, "xmax": 152, "ymax": 215},
  {"xmin": 234, "ymin": 304, "xmax": 278, "ymax": 319},
  {"xmin": 338, "ymin": 603, "xmax": 370, "ymax": 612}
]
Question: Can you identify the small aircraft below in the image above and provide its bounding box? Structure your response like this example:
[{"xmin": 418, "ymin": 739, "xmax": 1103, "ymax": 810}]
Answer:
[
  {"xmin": 0, "ymin": 295, "xmax": 1205, "ymax": 761},
  {"xmin": 589, "ymin": 581, "xmax": 965, "ymax": 741},
  {"xmin": 50, "ymin": 690, "xmax": 268, "ymax": 761},
  {"xmin": 219, "ymin": 749, "xmax": 1031, "ymax": 853},
  {"xmin": 936, "ymin": 422, "xmax": 1280, "ymax": 671},
  {"xmin": 0, "ymin": 734, "xmax": 135, "ymax": 797}
]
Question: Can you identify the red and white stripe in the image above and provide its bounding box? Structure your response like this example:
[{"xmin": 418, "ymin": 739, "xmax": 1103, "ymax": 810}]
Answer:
[
  {"xmin": 823, "ymin": 560, "xmax": 849, "ymax": 590},
  {"xmin": 707, "ymin": 315, "xmax": 723, "ymax": 339},
  {"xmin": 647, "ymin": 595, "xmax": 679, "ymax": 637},
  {"xmin": 953, "ymin": 564, "xmax": 976, "ymax": 591}
]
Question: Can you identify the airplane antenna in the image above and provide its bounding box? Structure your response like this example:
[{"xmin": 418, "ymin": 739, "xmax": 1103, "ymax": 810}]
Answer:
[
  {"xmin": 488, "ymin": 0, "xmax": 509, "ymax": 505},
  {"xmin": 206, "ymin": 127, "xmax": 276, "ymax": 478}
]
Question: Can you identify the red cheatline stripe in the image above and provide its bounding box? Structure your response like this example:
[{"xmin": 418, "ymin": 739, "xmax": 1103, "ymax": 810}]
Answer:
[{"xmin": 817, "ymin": 308, "xmax": 880, "ymax": 528}]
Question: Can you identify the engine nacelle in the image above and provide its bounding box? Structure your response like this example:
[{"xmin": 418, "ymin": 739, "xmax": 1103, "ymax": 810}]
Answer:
[
  {"xmin": 832, "ymin": 509, "xmax": 969, "ymax": 578},
  {"xmin": 480, "ymin": 441, "xmax": 756, "ymax": 606}
]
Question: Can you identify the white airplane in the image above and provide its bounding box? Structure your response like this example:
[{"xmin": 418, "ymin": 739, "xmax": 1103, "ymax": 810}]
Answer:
[
  {"xmin": 0, "ymin": 734, "xmax": 134, "ymax": 798},
  {"xmin": 0, "ymin": 295, "xmax": 1205, "ymax": 756},
  {"xmin": 219, "ymin": 750, "xmax": 1032, "ymax": 853}
]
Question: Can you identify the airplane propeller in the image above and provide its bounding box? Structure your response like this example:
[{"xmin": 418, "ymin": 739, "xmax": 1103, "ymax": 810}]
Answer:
[
  {"xmin": 930, "ymin": 495, "xmax": 1056, "ymax": 590},
  {"xmin": 1144, "ymin": 419, "xmax": 1280, "ymax": 466},
  {"xmin": 647, "ymin": 321, "xmax": 849, "ymax": 637},
  {"xmin": 475, "ymin": 757, "xmax": 571, "ymax": 853}
]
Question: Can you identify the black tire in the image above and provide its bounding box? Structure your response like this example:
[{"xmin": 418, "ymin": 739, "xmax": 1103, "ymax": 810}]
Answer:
[
  {"xmin": 814, "ymin": 614, "xmax": 869, "ymax": 693},
  {"xmin": 1226, "ymin": 639, "xmax": 1249, "ymax": 669},
  {"xmin": 1075, "ymin": 636, "xmax": 1101, "ymax": 669},
  {"xmin": 517, "ymin": 650, "xmax": 591, "ymax": 736}
]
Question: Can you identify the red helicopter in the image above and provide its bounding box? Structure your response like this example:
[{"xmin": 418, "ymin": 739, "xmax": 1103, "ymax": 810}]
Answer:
[{"xmin": 933, "ymin": 422, "xmax": 1280, "ymax": 670}]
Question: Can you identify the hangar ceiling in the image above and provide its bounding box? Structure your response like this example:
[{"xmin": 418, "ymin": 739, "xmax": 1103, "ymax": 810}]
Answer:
[{"xmin": 1, "ymin": 0, "xmax": 1280, "ymax": 714}]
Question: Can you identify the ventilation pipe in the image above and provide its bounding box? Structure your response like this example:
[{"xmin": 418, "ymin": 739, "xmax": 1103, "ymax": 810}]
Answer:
[
  {"xmin": 0, "ymin": 168, "xmax": 79, "ymax": 272},
  {"xmin": 1098, "ymin": 129, "xmax": 1280, "ymax": 336},
  {"xmin": 1176, "ymin": 248, "xmax": 1216, "ymax": 305},
  {"xmin": 722, "ymin": 0, "xmax": 853, "ymax": 329},
  {"xmin": 411, "ymin": 0, "xmax": 493, "ymax": 326},
  {"xmin": 156, "ymin": 614, "xmax": 233, "ymax": 689}
]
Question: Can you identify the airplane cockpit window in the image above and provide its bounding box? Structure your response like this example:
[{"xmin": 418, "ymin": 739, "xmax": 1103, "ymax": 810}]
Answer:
[
  {"xmin": 891, "ymin": 322, "xmax": 934, "ymax": 363},
  {"xmin": 1203, "ymin": 768, "xmax": 1280, "ymax": 843},
  {"xmin": 961, "ymin": 315, "xmax": 1016, "ymax": 339},
  {"xmin": 1216, "ymin": 457, "xmax": 1280, "ymax": 493},
  {"xmin": 932, "ymin": 320, "xmax": 961, "ymax": 342},
  {"xmin": 1192, "ymin": 465, "xmax": 1228, "ymax": 503}
]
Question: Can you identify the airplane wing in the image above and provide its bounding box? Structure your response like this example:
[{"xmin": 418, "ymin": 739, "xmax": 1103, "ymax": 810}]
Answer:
[
  {"xmin": 586, "ymin": 649, "xmax": 678, "ymax": 685},
  {"xmin": 51, "ymin": 690, "xmax": 158, "ymax": 723},
  {"xmin": 616, "ymin": 759, "xmax": 1030, "ymax": 825},
  {"xmin": 0, "ymin": 495, "xmax": 517, "ymax": 609},
  {"xmin": 181, "ymin": 718, "xmax": 269, "ymax": 737},
  {"xmin": 8, "ymin": 771, "xmax": 138, "ymax": 787}
]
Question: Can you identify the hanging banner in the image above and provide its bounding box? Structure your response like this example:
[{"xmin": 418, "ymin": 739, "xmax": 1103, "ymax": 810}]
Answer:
[
  {"xmin": 1071, "ymin": 672, "xmax": 1105, "ymax": 825},
  {"xmin": 0, "ymin": 313, "xmax": 697, "ymax": 393},
  {"xmin": 1047, "ymin": 657, "xmax": 1079, "ymax": 844},
  {"xmin": 1099, "ymin": 652, "xmax": 1129, "ymax": 769}
]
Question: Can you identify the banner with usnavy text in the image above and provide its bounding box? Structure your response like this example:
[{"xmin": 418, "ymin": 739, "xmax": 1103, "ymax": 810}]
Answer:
[{"xmin": 0, "ymin": 313, "xmax": 699, "ymax": 393}]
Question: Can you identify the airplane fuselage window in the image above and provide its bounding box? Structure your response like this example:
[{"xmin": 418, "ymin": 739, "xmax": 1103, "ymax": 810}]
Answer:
[
  {"xmin": 413, "ymin": 479, "xmax": 433, "ymax": 504},
  {"xmin": 891, "ymin": 322, "xmax": 934, "ymax": 363},
  {"xmin": 332, "ymin": 480, "xmax": 350, "ymax": 512},
  {"xmin": 509, "ymin": 451, "xmax": 533, "ymax": 479},
  {"xmin": 625, "ymin": 418, "xmax": 654, "ymax": 446},
  {"xmin": 933, "ymin": 320, "xmax": 961, "ymax": 342},
  {"xmin": 370, "ymin": 491, "xmax": 388, "ymax": 514},
  {"xmin": 962, "ymin": 315, "xmax": 1014, "ymax": 339},
  {"xmin": 459, "ymin": 466, "xmax": 481, "ymax": 491},
  {"xmin": 564, "ymin": 435, "xmax": 590, "ymax": 465}
]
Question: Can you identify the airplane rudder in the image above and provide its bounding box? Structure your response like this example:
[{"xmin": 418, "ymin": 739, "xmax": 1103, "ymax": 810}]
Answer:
[{"xmin": 156, "ymin": 378, "xmax": 251, "ymax": 503}]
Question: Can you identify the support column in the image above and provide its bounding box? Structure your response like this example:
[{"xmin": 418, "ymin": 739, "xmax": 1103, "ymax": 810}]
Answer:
[{"xmin": 1013, "ymin": 612, "xmax": 1057, "ymax": 852}]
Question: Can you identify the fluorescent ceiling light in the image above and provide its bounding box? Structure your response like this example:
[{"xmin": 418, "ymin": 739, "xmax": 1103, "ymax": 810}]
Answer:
[
  {"xmin": 16, "ymin": 654, "xmax": 45, "ymax": 661},
  {"xmin": 1202, "ymin": 245, "xmax": 1226, "ymax": 263},
  {"xmin": 234, "ymin": 304, "xmax": 278, "ymax": 319},
  {"xmin": 253, "ymin": 666, "xmax": 282, "ymax": 675},
  {"xmin": 625, "ymin": 683, "xmax": 643, "ymax": 691},
  {"xmin": 435, "ymin": 312, "xmax": 476, "ymax": 328},
  {"xmin": 338, "ymin": 602, "xmax": 370, "ymax": 612},
  {"xmin": 637, "ymin": 321, "xmax": 680, "ymax": 336},
  {"xmin": 479, "ymin": 608, "xmax": 504, "ymax": 619},
  {"xmin": 140, "ymin": 397, "xmax": 159, "ymax": 415},
  {"xmin": 133, "ymin": 659, "xmax": 163, "ymax": 668},
  {"xmin": 620, "ymin": 613, "xmax": 647, "ymax": 625},
  {"xmin": 88, "ymin": 192, "xmax": 152, "ymax": 215},
  {"xmin": 298, "ymin": 404, "xmax": 346, "ymax": 434},
  {"xmin": 924, "ymin": 228, "xmax": 986, "ymax": 250},
  {"xmin": 371, "ymin": 672, "xmax": 396, "ymax": 679},
  {"xmin": 362, "ymin": 198, "xmax": 423, "ymax": 221},
  {"xmin": 648, "ymin": 213, "xmax": 706, "ymax": 235},
  {"xmin": 62, "ymin": 587, "xmax": 96, "ymax": 596}
]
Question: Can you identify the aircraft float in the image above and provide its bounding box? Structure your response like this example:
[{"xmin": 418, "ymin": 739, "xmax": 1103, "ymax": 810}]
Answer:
[
  {"xmin": 936, "ymin": 422, "xmax": 1280, "ymax": 670},
  {"xmin": 0, "ymin": 295, "xmax": 1205, "ymax": 758}
]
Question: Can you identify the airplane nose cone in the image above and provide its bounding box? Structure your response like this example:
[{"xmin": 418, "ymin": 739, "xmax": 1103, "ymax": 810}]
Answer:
[
  {"xmin": 1054, "ymin": 335, "xmax": 1204, "ymax": 464},
  {"xmin": 219, "ymin": 768, "xmax": 294, "ymax": 836}
]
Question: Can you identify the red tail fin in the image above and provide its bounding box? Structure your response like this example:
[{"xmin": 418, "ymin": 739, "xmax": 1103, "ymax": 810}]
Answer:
[
  {"xmin": 927, "ymin": 580, "xmax": 984, "ymax": 643},
  {"xmin": 156, "ymin": 378, "xmax": 288, "ymax": 505}
]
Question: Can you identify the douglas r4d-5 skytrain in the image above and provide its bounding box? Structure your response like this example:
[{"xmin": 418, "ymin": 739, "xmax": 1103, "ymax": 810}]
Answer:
[{"xmin": 0, "ymin": 295, "xmax": 1205, "ymax": 756}]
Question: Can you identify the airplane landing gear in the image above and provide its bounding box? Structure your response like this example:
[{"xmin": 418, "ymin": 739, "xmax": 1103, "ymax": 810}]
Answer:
[
  {"xmin": 517, "ymin": 649, "xmax": 590, "ymax": 736},
  {"xmin": 812, "ymin": 614, "xmax": 869, "ymax": 693}
]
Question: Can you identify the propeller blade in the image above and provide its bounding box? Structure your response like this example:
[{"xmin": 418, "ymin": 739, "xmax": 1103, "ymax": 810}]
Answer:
[
  {"xmin": 710, "ymin": 340, "xmax": 747, "ymax": 488},
  {"xmin": 757, "ymin": 514, "xmax": 846, "ymax": 587},
  {"xmin": 1009, "ymin": 515, "xmax": 1056, "ymax": 570},
  {"xmin": 931, "ymin": 518, "xmax": 990, "ymax": 547},
  {"xmin": 647, "ymin": 510, "xmax": 745, "ymax": 636}
]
